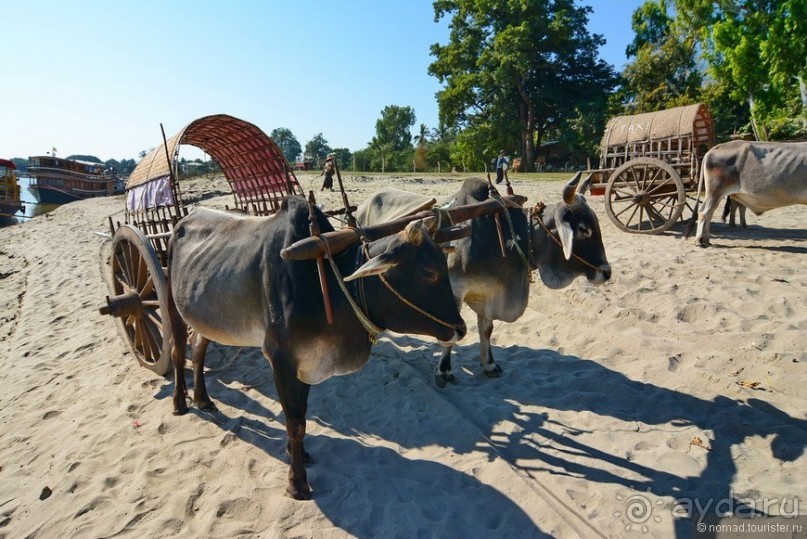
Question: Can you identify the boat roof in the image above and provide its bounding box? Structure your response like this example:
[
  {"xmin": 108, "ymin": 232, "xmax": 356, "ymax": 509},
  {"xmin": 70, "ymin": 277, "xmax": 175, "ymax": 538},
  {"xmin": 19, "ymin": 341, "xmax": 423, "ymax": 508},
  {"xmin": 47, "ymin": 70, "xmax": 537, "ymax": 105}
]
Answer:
[
  {"xmin": 29, "ymin": 156, "xmax": 105, "ymax": 167},
  {"xmin": 0, "ymin": 159, "xmax": 15, "ymax": 169}
]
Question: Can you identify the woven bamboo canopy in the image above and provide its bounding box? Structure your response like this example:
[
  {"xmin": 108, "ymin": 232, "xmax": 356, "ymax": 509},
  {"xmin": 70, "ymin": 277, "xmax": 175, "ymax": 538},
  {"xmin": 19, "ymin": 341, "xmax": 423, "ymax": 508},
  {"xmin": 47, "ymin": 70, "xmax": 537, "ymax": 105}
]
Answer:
[
  {"xmin": 126, "ymin": 114, "xmax": 302, "ymax": 214},
  {"xmin": 600, "ymin": 103, "xmax": 714, "ymax": 151}
]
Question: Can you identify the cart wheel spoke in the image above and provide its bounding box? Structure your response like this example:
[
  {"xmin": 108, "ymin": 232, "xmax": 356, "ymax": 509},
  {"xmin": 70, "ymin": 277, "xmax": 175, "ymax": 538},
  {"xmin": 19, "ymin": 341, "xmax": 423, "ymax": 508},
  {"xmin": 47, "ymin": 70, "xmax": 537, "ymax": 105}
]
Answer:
[
  {"xmin": 604, "ymin": 157, "xmax": 686, "ymax": 234},
  {"xmin": 105, "ymin": 225, "xmax": 172, "ymax": 375}
]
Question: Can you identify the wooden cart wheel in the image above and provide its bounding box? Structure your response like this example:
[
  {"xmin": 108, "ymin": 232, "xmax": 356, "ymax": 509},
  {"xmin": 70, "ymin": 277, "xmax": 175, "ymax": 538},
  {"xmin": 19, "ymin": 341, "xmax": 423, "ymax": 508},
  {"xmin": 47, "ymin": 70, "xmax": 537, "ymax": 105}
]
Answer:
[
  {"xmin": 104, "ymin": 225, "xmax": 172, "ymax": 375},
  {"xmin": 604, "ymin": 157, "xmax": 686, "ymax": 234}
]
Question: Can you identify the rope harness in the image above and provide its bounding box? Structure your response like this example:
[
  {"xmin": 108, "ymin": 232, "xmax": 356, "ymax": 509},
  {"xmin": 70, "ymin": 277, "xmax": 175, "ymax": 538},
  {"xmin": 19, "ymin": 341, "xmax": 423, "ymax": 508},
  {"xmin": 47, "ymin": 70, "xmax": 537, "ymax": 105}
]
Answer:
[
  {"xmin": 360, "ymin": 242, "xmax": 459, "ymax": 331},
  {"xmin": 317, "ymin": 235, "xmax": 460, "ymax": 344},
  {"xmin": 487, "ymin": 188, "xmax": 531, "ymax": 269},
  {"xmin": 320, "ymin": 239, "xmax": 383, "ymax": 343}
]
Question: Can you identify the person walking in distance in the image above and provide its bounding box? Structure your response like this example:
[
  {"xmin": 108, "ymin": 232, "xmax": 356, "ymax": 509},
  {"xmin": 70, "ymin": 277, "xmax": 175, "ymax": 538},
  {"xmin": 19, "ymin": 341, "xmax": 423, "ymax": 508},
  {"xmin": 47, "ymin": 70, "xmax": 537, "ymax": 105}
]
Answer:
[
  {"xmin": 320, "ymin": 155, "xmax": 335, "ymax": 191},
  {"xmin": 495, "ymin": 150, "xmax": 509, "ymax": 184}
]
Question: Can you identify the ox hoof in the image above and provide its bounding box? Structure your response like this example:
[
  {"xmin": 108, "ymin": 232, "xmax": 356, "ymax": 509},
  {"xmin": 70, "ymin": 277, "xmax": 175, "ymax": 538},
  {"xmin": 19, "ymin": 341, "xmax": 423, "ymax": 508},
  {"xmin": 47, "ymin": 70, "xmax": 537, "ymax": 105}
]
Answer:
[
  {"xmin": 483, "ymin": 364, "xmax": 503, "ymax": 378},
  {"xmin": 196, "ymin": 400, "xmax": 218, "ymax": 412},
  {"xmin": 435, "ymin": 372, "xmax": 454, "ymax": 388},
  {"xmin": 287, "ymin": 483, "xmax": 312, "ymax": 501},
  {"xmin": 173, "ymin": 400, "xmax": 189, "ymax": 416}
]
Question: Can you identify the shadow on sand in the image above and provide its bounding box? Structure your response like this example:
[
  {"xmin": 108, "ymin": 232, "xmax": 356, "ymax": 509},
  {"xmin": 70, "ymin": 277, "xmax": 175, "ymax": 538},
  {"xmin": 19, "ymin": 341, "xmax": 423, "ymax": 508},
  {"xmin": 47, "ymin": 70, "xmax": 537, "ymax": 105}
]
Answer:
[{"xmin": 155, "ymin": 334, "xmax": 806, "ymax": 537}]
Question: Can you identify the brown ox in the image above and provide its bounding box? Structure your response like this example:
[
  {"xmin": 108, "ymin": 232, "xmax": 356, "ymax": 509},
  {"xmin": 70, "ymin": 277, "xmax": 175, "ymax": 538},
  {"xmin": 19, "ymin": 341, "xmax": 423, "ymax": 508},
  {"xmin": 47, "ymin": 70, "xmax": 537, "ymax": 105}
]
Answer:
[{"xmin": 166, "ymin": 198, "xmax": 466, "ymax": 499}]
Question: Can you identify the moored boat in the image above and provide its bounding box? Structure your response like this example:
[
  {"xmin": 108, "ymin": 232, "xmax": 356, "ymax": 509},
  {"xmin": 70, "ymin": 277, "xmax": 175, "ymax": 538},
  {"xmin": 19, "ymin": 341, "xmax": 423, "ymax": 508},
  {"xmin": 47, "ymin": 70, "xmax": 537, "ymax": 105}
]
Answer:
[
  {"xmin": 0, "ymin": 158, "xmax": 24, "ymax": 219},
  {"xmin": 27, "ymin": 155, "xmax": 121, "ymax": 205}
]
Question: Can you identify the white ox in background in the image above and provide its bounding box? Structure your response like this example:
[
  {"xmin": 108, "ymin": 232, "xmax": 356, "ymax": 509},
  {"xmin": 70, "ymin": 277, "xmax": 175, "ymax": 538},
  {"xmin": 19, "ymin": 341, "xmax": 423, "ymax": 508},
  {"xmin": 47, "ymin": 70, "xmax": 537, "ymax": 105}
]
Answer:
[{"xmin": 691, "ymin": 140, "xmax": 807, "ymax": 247}]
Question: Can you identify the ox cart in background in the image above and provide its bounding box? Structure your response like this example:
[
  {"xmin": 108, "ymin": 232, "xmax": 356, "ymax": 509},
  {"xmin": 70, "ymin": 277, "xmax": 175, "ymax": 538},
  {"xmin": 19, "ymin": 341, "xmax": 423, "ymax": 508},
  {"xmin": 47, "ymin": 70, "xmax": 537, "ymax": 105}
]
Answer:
[
  {"xmin": 99, "ymin": 114, "xmax": 305, "ymax": 375},
  {"xmin": 586, "ymin": 103, "xmax": 715, "ymax": 234}
]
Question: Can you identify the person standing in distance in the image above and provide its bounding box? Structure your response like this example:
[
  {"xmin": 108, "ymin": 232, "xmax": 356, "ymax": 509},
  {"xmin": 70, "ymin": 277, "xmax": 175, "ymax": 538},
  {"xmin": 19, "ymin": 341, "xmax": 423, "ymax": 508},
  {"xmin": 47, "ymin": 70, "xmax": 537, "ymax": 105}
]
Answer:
[
  {"xmin": 320, "ymin": 154, "xmax": 335, "ymax": 192},
  {"xmin": 495, "ymin": 150, "xmax": 509, "ymax": 184}
]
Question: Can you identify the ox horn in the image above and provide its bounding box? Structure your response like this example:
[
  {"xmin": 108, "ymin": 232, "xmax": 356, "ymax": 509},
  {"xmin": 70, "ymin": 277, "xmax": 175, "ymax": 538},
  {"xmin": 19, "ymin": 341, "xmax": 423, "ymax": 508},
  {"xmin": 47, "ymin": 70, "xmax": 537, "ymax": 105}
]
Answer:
[
  {"xmin": 280, "ymin": 195, "xmax": 526, "ymax": 261},
  {"xmin": 578, "ymin": 172, "xmax": 594, "ymax": 195},
  {"xmin": 562, "ymin": 171, "xmax": 583, "ymax": 205},
  {"xmin": 405, "ymin": 219, "xmax": 430, "ymax": 246},
  {"xmin": 422, "ymin": 215, "xmax": 439, "ymax": 235}
]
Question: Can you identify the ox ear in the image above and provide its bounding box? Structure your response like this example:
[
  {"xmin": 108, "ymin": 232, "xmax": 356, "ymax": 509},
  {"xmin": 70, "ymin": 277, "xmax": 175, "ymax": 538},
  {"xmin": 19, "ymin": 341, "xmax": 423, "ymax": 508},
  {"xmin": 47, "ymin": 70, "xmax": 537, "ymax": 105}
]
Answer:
[
  {"xmin": 557, "ymin": 220, "xmax": 575, "ymax": 260},
  {"xmin": 344, "ymin": 252, "xmax": 397, "ymax": 281}
]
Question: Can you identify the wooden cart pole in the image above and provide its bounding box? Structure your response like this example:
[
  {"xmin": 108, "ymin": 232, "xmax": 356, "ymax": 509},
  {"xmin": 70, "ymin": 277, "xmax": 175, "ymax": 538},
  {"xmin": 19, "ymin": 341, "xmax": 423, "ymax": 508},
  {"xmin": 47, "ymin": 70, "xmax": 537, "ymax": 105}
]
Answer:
[
  {"xmin": 160, "ymin": 123, "xmax": 183, "ymax": 219},
  {"xmin": 333, "ymin": 159, "xmax": 357, "ymax": 228},
  {"xmin": 486, "ymin": 172, "xmax": 508, "ymax": 258},
  {"xmin": 308, "ymin": 191, "xmax": 334, "ymax": 325},
  {"xmin": 504, "ymin": 167, "xmax": 514, "ymax": 195}
]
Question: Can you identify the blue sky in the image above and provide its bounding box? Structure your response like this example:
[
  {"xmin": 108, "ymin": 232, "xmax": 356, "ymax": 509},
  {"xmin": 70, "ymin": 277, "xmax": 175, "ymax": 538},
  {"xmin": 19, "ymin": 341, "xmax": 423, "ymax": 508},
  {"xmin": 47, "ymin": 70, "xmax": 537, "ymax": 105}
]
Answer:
[{"xmin": 2, "ymin": 0, "xmax": 644, "ymax": 162}]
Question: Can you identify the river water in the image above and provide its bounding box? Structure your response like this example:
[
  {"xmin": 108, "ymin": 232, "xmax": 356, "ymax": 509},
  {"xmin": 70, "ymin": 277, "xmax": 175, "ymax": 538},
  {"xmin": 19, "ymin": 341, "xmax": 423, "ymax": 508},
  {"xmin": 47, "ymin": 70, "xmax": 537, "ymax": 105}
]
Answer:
[{"xmin": 1, "ymin": 175, "xmax": 60, "ymax": 226}]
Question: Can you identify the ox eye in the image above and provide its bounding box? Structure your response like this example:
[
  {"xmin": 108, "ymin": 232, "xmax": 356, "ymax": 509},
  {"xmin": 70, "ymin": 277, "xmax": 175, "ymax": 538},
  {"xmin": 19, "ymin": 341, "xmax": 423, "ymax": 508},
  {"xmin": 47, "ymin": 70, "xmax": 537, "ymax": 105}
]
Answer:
[
  {"xmin": 577, "ymin": 224, "xmax": 592, "ymax": 237},
  {"xmin": 420, "ymin": 267, "xmax": 438, "ymax": 282}
]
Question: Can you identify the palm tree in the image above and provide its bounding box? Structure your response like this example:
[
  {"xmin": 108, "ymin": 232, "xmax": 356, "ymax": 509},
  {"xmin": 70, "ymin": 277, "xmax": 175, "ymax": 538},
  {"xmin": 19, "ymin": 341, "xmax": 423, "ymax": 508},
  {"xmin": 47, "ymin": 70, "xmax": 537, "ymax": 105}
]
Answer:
[
  {"xmin": 413, "ymin": 123, "xmax": 429, "ymax": 147},
  {"xmin": 374, "ymin": 142, "xmax": 395, "ymax": 173}
]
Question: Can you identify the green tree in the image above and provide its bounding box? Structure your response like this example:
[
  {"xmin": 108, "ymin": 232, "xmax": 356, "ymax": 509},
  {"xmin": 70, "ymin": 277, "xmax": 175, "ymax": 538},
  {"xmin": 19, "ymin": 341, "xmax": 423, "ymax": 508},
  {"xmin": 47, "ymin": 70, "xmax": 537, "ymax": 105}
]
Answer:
[
  {"xmin": 676, "ymin": 0, "xmax": 806, "ymax": 139},
  {"xmin": 373, "ymin": 142, "xmax": 395, "ymax": 173},
  {"xmin": 429, "ymin": 0, "xmax": 616, "ymax": 171},
  {"xmin": 426, "ymin": 123, "xmax": 456, "ymax": 171},
  {"xmin": 372, "ymin": 105, "xmax": 416, "ymax": 152},
  {"xmin": 331, "ymin": 148, "xmax": 352, "ymax": 171},
  {"xmin": 352, "ymin": 148, "xmax": 373, "ymax": 172},
  {"xmin": 618, "ymin": 0, "xmax": 702, "ymax": 112},
  {"xmin": 413, "ymin": 123, "xmax": 430, "ymax": 147},
  {"xmin": 369, "ymin": 105, "xmax": 416, "ymax": 172},
  {"xmin": 304, "ymin": 133, "xmax": 332, "ymax": 167},
  {"xmin": 412, "ymin": 124, "xmax": 431, "ymax": 171},
  {"xmin": 270, "ymin": 127, "xmax": 302, "ymax": 165}
]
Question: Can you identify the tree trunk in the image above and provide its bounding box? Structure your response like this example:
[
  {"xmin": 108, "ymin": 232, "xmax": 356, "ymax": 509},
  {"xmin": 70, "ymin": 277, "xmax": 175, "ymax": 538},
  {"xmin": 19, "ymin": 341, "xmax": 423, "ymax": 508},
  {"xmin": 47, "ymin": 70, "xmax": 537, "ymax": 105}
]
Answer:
[
  {"xmin": 747, "ymin": 94, "xmax": 767, "ymax": 142},
  {"xmin": 517, "ymin": 81, "xmax": 536, "ymax": 172}
]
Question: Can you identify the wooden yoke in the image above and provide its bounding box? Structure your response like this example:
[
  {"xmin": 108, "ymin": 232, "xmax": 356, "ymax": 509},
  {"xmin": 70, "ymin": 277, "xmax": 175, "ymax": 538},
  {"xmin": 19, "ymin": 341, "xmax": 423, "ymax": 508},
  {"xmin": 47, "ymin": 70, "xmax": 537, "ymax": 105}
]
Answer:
[
  {"xmin": 281, "ymin": 195, "xmax": 523, "ymax": 261},
  {"xmin": 307, "ymin": 191, "xmax": 334, "ymax": 324},
  {"xmin": 486, "ymin": 172, "xmax": 508, "ymax": 258}
]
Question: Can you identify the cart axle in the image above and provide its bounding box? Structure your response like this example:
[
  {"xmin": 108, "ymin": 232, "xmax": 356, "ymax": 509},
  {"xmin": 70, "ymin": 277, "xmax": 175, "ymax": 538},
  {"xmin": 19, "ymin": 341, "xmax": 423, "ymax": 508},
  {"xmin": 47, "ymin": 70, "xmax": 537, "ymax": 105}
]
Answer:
[{"xmin": 99, "ymin": 291, "xmax": 142, "ymax": 318}]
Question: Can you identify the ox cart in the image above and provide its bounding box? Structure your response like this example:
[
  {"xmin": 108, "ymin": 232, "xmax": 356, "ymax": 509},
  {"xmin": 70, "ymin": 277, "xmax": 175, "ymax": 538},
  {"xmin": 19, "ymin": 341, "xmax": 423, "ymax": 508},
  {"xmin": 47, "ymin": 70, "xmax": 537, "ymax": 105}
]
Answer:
[
  {"xmin": 586, "ymin": 103, "xmax": 715, "ymax": 234},
  {"xmin": 98, "ymin": 114, "xmax": 305, "ymax": 375},
  {"xmin": 98, "ymin": 114, "xmax": 519, "ymax": 376}
]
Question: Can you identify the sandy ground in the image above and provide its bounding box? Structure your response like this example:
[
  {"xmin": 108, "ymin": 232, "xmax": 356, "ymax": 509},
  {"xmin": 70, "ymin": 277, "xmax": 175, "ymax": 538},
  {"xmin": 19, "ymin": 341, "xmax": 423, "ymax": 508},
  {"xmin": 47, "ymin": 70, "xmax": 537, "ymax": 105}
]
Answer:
[{"xmin": 0, "ymin": 173, "xmax": 805, "ymax": 538}]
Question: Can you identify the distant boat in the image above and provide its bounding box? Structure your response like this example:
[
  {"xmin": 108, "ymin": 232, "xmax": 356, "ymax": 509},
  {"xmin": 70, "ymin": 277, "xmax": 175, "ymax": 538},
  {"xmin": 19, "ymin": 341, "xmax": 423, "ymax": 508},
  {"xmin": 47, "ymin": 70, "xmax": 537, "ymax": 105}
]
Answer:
[
  {"xmin": 0, "ymin": 158, "xmax": 24, "ymax": 219},
  {"xmin": 27, "ymin": 155, "xmax": 122, "ymax": 205}
]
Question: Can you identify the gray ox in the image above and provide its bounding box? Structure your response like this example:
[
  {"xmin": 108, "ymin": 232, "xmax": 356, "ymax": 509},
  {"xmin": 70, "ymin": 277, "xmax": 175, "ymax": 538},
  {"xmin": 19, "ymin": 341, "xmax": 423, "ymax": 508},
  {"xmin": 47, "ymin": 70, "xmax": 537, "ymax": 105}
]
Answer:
[
  {"xmin": 166, "ymin": 198, "xmax": 466, "ymax": 499},
  {"xmin": 691, "ymin": 140, "xmax": 807, "ymax": 247},
  {"xmin": 355, "ymin": 175, "xmax": 611, "ymax": 387}
]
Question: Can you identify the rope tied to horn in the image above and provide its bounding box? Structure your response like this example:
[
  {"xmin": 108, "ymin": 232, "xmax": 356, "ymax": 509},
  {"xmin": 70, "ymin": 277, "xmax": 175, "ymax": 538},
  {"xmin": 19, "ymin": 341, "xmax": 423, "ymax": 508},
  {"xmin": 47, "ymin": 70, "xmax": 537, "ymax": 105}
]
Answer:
[{"xmin": 529, "ymin": 201, "xmax": 605, "ymax": 274}]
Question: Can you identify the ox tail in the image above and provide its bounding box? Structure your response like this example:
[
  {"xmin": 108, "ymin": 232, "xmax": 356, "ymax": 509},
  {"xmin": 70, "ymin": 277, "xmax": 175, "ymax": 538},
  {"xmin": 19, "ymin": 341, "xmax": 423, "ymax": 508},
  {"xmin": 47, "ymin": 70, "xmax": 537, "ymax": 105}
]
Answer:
[{"xmin": 683, "ymin": 161, "xmax": 705, "ymax": 238}]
